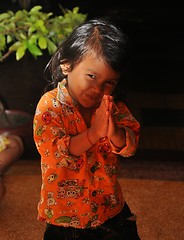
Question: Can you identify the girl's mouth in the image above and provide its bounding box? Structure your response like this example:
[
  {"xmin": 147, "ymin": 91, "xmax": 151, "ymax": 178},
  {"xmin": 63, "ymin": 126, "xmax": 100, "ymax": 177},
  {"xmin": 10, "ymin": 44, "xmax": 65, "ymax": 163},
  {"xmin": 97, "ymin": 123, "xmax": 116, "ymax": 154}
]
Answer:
[{"xmin": 85, "ymin": 93, "xmax": 102, "ymax": 103}]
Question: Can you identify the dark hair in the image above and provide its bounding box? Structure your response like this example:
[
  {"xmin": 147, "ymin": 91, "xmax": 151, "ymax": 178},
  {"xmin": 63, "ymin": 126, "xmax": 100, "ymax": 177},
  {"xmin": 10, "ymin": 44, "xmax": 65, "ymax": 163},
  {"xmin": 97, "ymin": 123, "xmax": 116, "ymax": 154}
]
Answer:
[{"xmin": 44, "ymin": 18, "xmax": 129, "ymax": 101}]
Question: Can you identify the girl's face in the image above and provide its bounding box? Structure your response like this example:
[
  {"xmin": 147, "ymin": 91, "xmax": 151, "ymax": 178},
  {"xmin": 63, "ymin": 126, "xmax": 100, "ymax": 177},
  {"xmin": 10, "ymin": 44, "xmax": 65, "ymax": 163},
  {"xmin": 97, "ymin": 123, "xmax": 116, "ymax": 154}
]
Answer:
[{"xmin": 62, "ymin": 54, "xmax": 120, "ymax": 109}]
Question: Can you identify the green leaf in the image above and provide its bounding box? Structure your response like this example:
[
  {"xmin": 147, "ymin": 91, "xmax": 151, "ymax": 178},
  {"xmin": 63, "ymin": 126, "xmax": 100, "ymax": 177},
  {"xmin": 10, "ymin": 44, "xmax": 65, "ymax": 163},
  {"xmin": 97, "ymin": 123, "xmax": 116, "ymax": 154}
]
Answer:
[
  {"xmin": 28, "ymin": 26, "xmax": 36, "ymax": 35},
  {"xmin": 16, "ymin": 44, "xmax": 26, "ymax": 60},
  {"xmin": 73, "ymin": 7, "xmax": 80, "ymax": 14},
  {"xmin": 0, "ymin": 34, "xmax": 6, "ymax": 50},
  {"xmin": 0, "ymin": 26, "xmax": 5, "ymax": 34},
  {"xmin": 30, "ymin": 5, "xmax": 42, "ymax": 13},
  {"xmin": 47, "ymin": 39, "xmax": 57, "ymax": 54},
  {"xmin": 27, "ymin": 42, "xmax": 42, "ymax": 57},
  {"xmin": 0, "ymin": 13, "xmax": 11, "ymax": 21},
  {"xmin": 9, "ymin": 41, "xmax": 21, "ymax": 51},
  {"xmin": 28, "ymin": 34, "xmax": 38, "ymax": 44},
  {"xmin": 20, "ymin": 32, "xmax": 27, "ymax": 40},
  {"xmin": 34, "ymin": 19, "xmax": 47, "ymax": 33},
  {"xmin": 47, "ymin": 12, "xmax": 53, "ymax": 18},
  {"xmin": 38, "ymin": 36, "xmax": 47, "ymax": 49},
  {"xmin": 7, "ymin": 35, "xmax": 12, "ymax": 44},
  {"xmin": 15, "ymin": 10, "xmax": 27, "ymax": 20}
]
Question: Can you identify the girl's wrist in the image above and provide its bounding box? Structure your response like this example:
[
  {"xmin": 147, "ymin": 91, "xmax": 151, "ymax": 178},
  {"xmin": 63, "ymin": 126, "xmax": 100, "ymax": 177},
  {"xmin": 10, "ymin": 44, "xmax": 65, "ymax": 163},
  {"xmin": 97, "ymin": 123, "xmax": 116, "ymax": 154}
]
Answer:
[
  {"xmin": 109, "ymin": 127, "xmax": 126, "ymax": 149},
  {"xmin": 86, "ymin": 128, "xmax": 93, "ymax": 146},
  {"xmin": 87, "ymin": 128, "xmax": 99, "ymax": 146}
]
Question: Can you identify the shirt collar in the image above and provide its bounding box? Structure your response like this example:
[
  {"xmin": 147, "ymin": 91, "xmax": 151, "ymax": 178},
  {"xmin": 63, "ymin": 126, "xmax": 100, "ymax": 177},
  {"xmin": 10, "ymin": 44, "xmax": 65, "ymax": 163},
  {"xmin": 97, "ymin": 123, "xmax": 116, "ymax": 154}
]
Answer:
[{"xmin": 57, "ymin": 79, "xmax": 77, "ymax": 108}]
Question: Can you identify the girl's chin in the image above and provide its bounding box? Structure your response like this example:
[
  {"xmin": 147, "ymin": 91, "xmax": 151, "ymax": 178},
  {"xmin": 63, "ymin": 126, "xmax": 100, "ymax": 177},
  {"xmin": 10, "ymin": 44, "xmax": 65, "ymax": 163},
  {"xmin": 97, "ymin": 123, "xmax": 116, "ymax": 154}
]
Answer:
[{"xmin": 80, "ymin": 101, "xmax": 100, "ymax": 109}]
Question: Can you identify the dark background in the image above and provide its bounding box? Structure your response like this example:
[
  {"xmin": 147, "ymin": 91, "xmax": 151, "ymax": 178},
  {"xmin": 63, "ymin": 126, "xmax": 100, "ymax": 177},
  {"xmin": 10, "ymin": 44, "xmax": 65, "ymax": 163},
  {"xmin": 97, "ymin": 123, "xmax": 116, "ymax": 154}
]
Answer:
[{"xmin": 0, "ymin": 1, "xmax": 184, "ymax": 158}]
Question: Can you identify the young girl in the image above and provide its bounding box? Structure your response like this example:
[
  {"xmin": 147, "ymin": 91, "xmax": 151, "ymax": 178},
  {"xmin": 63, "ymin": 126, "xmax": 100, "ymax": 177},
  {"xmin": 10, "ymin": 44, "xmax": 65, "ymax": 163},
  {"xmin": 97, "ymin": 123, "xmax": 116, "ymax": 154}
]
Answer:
[{"xmin": 33, "ymin": 18, "xmax": 141, "ymax": 240}]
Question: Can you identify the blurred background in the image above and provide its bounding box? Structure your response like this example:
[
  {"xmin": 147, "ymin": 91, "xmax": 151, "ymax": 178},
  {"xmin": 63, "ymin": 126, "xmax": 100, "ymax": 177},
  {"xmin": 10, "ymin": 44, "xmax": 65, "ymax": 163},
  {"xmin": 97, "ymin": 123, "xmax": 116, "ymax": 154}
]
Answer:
[{"xmin": 0, "ymin": 0, "xmax": 184, "ymax": 159}]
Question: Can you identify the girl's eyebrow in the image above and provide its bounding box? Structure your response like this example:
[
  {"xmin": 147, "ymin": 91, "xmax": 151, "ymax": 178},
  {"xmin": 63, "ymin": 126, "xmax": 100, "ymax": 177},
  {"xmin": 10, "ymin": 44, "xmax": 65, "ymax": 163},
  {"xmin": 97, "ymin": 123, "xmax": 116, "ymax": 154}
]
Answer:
[{"xmin": 86, "ymin": 68, "xmax": 96, "ymax": 73}]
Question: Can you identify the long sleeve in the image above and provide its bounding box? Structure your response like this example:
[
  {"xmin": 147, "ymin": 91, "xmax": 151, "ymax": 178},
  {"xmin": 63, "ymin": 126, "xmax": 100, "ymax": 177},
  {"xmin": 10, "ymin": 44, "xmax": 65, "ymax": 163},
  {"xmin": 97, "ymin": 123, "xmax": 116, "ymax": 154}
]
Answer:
[
  {"xmin": 111, "ymin": 101, "xmax": 140, "ymax": 157},
  {"xmin": 33, "ymin": 90, "xmax": 80, "ymax": 169}
]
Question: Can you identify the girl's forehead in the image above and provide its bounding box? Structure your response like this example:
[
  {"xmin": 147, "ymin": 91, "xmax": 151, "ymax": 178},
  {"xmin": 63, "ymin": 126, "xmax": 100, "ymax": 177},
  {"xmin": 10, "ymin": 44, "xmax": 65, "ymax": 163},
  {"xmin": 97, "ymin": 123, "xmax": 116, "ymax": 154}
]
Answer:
[
  {"xmin": 82, "ymin": 52, "xmax": 109, "ymax": 67},
  {"xmin": 79, "ymin": 55, "xmax": 119, "ymax": 79}
]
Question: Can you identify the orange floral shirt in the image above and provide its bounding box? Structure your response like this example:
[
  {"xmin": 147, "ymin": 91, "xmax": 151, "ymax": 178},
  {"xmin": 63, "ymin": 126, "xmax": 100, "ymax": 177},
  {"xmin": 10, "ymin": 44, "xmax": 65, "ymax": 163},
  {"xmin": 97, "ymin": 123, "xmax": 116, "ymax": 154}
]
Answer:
[{"xmin": 33, "ymin": 80, "xmax": 140, "ymax": 229}]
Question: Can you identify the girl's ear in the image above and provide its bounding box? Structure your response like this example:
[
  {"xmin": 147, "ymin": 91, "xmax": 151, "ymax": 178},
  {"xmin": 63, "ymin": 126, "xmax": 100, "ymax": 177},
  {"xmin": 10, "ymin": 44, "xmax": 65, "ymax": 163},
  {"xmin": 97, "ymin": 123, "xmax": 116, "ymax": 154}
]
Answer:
[{"xmin": 60, "ymin": 63, "xmax": 70, "ymax": 75}]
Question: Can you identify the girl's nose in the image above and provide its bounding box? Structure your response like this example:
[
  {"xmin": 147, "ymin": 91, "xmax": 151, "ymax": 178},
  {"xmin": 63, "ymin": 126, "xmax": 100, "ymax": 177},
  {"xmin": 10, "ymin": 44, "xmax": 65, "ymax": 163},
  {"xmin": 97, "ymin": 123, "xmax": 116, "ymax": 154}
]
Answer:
[{"xmin": 92, "ymin": 83, "xmax": 103, "ymax": 94}]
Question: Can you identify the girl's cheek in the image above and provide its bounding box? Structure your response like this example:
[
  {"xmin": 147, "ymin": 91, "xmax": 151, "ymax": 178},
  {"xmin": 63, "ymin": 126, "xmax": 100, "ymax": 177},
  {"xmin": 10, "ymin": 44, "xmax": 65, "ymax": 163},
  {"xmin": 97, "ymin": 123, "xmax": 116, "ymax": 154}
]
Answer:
[{"xmin": 104, "ymin": 86, "xmax": 115, "ymax": 95}]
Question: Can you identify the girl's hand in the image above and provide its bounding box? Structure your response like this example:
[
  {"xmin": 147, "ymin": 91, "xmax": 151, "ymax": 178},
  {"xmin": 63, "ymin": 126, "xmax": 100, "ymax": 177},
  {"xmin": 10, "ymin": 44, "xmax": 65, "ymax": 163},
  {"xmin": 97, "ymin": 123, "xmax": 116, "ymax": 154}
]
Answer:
[
  {"xmin": 91, "ymin": 95, "xmax": 111, "ymax": 138},
  {"xmin": 89, "ymin": 95, "xmax": 125, "ymax": 148},
  {"xmin": 107, "ymin": 98, "xmax": 118, "ymax": 138}
]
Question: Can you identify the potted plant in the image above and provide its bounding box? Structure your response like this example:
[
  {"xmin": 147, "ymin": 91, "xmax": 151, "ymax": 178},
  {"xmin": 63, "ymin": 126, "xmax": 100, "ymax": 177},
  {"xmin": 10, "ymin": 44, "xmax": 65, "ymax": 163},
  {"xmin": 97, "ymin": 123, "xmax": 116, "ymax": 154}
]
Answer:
[{"xmin": 0, "ymin": 5, "xmax": 87, "ymax": 61}]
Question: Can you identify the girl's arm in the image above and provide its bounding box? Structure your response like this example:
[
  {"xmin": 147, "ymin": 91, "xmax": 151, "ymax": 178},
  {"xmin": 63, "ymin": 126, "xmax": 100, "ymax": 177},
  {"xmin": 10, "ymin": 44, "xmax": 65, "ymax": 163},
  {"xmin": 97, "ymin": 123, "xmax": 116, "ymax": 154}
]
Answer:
[
  {"xmin": 69, "ymin": 96, "xmax": 140, "ymax": 157},
  {"xmin": 68, "ymin": 128, "xmax": 97, "ymax": 156},
  {"xmin": 69, "ymin": 95, "xmax": 111, "ymax": 156},
  {"xmin": 108, "ymin": 101, "xmax": 140, "ymax": 157},
  {"xmin": 69, "ymin": 96, "xmax": 110, "ymax": 156}
]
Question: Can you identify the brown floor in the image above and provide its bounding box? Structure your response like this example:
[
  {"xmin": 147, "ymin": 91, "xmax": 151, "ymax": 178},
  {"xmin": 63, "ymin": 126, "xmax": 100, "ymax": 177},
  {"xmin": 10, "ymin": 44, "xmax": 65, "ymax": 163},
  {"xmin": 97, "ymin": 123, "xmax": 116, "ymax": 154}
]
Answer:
[{"xmin": 0, "ymin": 152, "xmax": 184, "ymax": 240}]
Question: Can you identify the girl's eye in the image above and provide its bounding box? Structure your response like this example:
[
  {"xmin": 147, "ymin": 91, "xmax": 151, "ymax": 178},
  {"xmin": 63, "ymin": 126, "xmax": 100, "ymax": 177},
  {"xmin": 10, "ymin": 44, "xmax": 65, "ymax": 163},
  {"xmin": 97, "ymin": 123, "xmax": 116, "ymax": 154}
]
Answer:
[
  {"xmin": 106, "ymin": 81, "xmax": 116, "ymax": 86},
  {"xmin": 88, "ymin": 74, "xmax": 96, "ymax": 79}
]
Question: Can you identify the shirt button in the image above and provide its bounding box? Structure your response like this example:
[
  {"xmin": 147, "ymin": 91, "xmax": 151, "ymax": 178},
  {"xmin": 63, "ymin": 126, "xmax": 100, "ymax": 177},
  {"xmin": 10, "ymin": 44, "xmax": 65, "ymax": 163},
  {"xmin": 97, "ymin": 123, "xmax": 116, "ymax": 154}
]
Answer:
[
  {"xmin": 92, "ymin": 190, "xmax": 97, "ymax": 196},
  {"xmin": 90, "ymin": 166, "xmax": 95, "ymax": 173}
]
